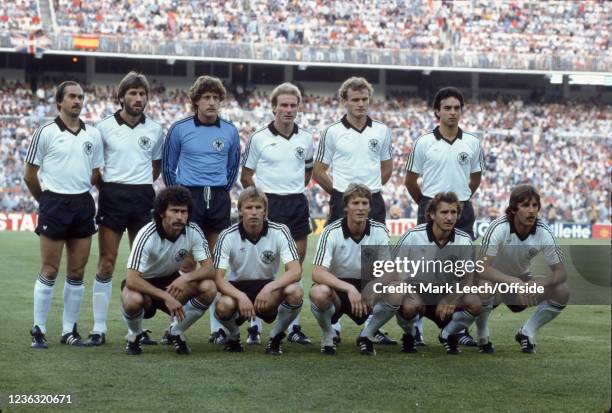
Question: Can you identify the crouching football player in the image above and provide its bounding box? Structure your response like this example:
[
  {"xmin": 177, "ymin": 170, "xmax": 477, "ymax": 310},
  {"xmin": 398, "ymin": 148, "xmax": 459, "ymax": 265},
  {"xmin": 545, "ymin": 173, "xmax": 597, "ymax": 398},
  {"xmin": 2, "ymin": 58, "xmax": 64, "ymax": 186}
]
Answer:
[
  {"xmin": 213, "ymin": 187, "xmax": 303, "ymax": 355},
  {"xmin": 310, "ymin": 184, "xmax": 395, "ymax": 356},
  {"xmin": 476, "ymin": 185, "xmax": 569, "ymax": 354},
  {"xmin": 395, "ymin": 192, "xmax": 481, "ymax": 355},
  {"xmin": 121, "ymin": 186, "xmax": 217, "ymax": 355}
]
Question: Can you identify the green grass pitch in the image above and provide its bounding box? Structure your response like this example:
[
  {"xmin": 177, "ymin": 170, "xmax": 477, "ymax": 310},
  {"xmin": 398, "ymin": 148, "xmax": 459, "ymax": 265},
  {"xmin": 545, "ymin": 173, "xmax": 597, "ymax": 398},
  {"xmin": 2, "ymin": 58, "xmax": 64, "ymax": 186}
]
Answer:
[{"xmin": 0, "ymin": 232, "xmax": 609, "ymax": 412}]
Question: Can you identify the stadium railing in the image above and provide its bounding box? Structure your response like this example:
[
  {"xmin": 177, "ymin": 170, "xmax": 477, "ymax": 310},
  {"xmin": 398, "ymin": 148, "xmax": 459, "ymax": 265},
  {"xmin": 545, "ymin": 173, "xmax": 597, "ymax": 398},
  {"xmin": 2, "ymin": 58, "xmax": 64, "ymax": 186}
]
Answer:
[{"xmin": 2, "ymin": 32, "xmax": 608, "ymax": 74}]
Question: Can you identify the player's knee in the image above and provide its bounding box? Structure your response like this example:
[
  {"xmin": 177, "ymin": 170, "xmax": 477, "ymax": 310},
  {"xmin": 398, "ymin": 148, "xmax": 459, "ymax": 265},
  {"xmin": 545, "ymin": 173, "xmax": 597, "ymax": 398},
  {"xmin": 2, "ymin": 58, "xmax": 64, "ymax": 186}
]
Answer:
[
  {"xmin": 465, "ymin": 302, "xmax": 481, "ymax": 316},
  {"xmin": 399, "ymin": 305, "xmax": 419, "ymax": 320},
  {"xmin": 39, "ymin": 267, "xmax": 59, "ymax": 280},
  {"xmin": 66, "ymin": 272, "xmax": 85, "ymax": 282},
  {"xmin": 552, "ymin": 282, "xmax": 570, "ymax": 304},
  {"xmin": 196, "ymin": 280, "xmax": 217, "ymax": 305},
  {"xmin": 122, "ymin": 290, "xmax": 144, "ymax": 315},
  {"xmin": 463, "ymin": 294, "xmax": 482, "ymax": 316},
  {"xmin": 97, "ymin": 257, "xmax": 116, "ymax": 278},
  {"xmin": 284, "ymin": 283, "xmax": 303, "ymax": 305},
  {"xmin": 309, "ymin": 284, "xmax": 332, "ymax": 308},
  {"xmin": 215, "ymin": 295, "xmax": 237, "ymax": 320}
]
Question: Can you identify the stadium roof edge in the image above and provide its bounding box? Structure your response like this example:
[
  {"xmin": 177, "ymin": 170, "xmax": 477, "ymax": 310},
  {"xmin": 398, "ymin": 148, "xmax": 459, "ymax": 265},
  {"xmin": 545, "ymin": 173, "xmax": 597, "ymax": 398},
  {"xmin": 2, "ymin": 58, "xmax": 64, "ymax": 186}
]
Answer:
[{"xmin": 1, "ymin": 48, "xmax": 608, "ymax": 77}]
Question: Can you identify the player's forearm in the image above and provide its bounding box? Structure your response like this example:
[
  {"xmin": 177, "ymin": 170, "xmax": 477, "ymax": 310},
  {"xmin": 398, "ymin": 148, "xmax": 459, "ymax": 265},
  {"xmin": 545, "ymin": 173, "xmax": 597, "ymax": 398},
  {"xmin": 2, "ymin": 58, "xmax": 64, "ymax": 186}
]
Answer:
[
  {"xmin": 404, "ymin": 173, "xmax": 422, "ymax": 203},
  {"xmin": 152, "ymin": 160, "xmax": 161, "ymax": 182},
  {"xmin": 543, "ymin": 266, "xmax": 567, "ymax": 288},
  {"xmin": 304, "ymin": 168, "xmax": 313, "ymax": 187},
  {"xmin": 381, "ymin": 160, "xmax": 393, "ymax": 185},
  {"xmin": 183, "ymin": 261, "xmax": 215, "ymax": 282},
  {"xmin": 274, "ymin": 267, "xmax": 301, "ymax": 290},
  {"xmin": 313, "ymin": 163, "xmax": 333, "ymax": 194},
  {"xmin": 481, "ymin": 265, "xmax": 522, "ymax": 285},
  {"xmin": 240, "ymin": 175, "xmax": 255, "ymax": 189},
  {"xmin": 215, "ymin": 273, "xmax": 246, "ymax": 301},
  {"xmin": 313, "ymin": 266, "xmax": 353, "ymax": 293},
  {"xmin": 126, "ymin": 272, "xmax": 171, "ymax": 302},
  {"xmin": 469, "ymin": 173, "xmax": 481, "ymax": 196},
  {"xmin": 24, "ymin": 177, "xmax": 42, "ymax": 202}
]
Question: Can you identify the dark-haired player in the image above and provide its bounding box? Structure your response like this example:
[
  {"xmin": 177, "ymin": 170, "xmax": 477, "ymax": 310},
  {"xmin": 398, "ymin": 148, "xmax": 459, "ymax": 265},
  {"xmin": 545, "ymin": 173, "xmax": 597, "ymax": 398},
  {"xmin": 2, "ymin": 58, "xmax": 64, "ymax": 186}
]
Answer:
[
  {"xmin": 476, "ymin": 185, "xmax": 569, "ymax": 354},
  {"xmin": 86, "ymin": 71, "xmax": 164, "ymax": 346},
  {"xmin": 120, "ymin": 186, "xmax": 217, "ymax": 355}
]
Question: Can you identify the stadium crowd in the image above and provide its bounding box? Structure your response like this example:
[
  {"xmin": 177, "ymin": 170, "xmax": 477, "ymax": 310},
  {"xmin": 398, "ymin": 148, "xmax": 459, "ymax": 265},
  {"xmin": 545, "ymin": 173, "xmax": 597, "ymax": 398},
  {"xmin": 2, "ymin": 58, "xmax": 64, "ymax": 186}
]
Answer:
[
  {"xmin": 0, "ymin": 0, "xmax": 41, "ymax": 33},
  {"xmin": 0, "ymin": 80, "xmax": 609, "ymax": 224},
  {"xmin": 51, "ymin": 0, "xmax": 609, "ymax": 57}
]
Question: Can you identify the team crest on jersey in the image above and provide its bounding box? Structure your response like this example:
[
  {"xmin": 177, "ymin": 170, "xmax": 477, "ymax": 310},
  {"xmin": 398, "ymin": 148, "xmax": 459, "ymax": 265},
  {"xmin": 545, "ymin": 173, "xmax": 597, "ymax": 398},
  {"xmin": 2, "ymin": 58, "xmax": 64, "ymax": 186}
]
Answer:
[
  {"xmin": 294, "ymin": 146, "xmax": 305, "ymax": 160},
  {"xmin": 212, "ymin": 139, "xmax": 224, "ymax": 152},
  {"xmin": 368, "ymin": 139, "xmax": 380, "ymax": 153},
  {"xmin": 457, "ymin": 152, "xmax": 469, "ymax": 165},
  {"xmin": 527, "ymin": 248, "xmax": 539, "ymax": 259},
  {"xmin": 174, "ymin": 249, "xmax": 188, "ymax": 262},
  {"xmin": 260, "ymin": 250, "xmax": 275, "ymax": 264},
  {"xmin": 138, "ymin": 136, "xmax": 151, "ymax": 150},
  {"xmin": 82, "ymin": 141, "xmax": 93, "ymax": 155}
]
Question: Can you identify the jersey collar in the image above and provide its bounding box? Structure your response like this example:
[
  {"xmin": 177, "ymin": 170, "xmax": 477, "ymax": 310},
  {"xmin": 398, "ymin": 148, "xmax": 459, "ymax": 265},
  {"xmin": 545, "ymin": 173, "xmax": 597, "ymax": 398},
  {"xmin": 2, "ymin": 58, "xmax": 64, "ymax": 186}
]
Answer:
[
  {"xmin": 268, "ymin": 121, "xmax": 298, "ymax": 140},
  {"xmin": 156, "ymin": 221, "xmax": 187, "ymax": 243},
  {"xmin": 426, "ymin": 222, "xmax": 456, "ymax": 248},
  {"xmin": 341, "ymin": 114, "xmax": 372, "ymax": 133},
  {"xmin": 239, "ymin": 220, "xmax": 269, "ymax": 244},
  {"xmin": 508, "ymin": 216, "xmax": 538, "ymax": 241},
  {"xmin": 194, "ymin": 115, "xmax": 221, "ymax": 128},
  {"xmin": 433, "ymin": 126, "xmax": 463, "ymax": 145},
  {"xmin": 341, "ymin": 218, "xmax": 371, "ymax": 243},
  {"xmin": 55, "ymin": 116, "xmax": 86, "ymax": 136},
  {"xmin": 114, "ymin": 110, "xmax": 146, "ymax": 129}
]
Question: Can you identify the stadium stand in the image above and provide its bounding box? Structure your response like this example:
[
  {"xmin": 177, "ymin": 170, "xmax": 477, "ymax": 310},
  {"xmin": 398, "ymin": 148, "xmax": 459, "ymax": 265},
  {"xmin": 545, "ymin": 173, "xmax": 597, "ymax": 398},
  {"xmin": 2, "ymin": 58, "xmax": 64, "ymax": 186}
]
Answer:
[{"xmin": 51, "ymin": 0, "xmax": 609, "ymax": 56}]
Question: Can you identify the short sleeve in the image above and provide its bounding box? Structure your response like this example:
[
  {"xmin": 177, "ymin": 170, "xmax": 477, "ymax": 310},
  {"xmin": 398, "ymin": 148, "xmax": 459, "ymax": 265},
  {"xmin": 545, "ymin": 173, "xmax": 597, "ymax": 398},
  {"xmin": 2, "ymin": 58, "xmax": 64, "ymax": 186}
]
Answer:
[
  {"xmin": 380, "ymin": 125, "xmax": 392, "ymax": 161},
  {"xmin": 277, "ymin": 225, "xmax": 299, "ymax": 263},
  {"xmin": 190, "ymin": 224, "xmax": 211, "ymax": 262},
  {"xmin": 242, "ymin": 133, "xmax": 261, "ymax": 170},
  {"xmin": 315, "ymin": 126, "xmax": 335, "ymax": 165},
  {"xmin": 313, "ymin": 227, "xmax": 335, "ymax": 268},
  {"xmin": 213, "ymin": 229, "xmax": 233, "ymax": 270}
]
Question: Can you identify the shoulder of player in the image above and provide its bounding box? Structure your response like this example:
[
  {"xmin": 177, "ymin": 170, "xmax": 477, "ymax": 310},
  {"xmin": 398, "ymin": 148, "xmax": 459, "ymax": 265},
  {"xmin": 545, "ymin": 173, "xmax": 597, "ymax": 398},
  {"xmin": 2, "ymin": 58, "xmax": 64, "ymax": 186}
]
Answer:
[
  {"xmin": 186, "ymin": 222, "xmax": 206, "ymax": 238},
  {"xmin": 412, "ymin": 131, "xmax": 435, "ymax": 148},
  {"xmin": 219, "ymin": 117, "xmax": 238, "ymax": 130},
  {"xmin": 296, "ymin": 124, "xmax": 314, "ymax": 138},
  {"xmin": 84, "ymin": 123, "xmax": 102, "ymax": 139},
  {"xmin": 535, "ymin": 221, "xmax": 556, "ymax": 240},
  {"xmin": 132, "ymin": 222, "xmax": 159, "ymax": 246},
  {"xmin": 461, "ymin": 130, "xmax": 480, "ymax": 142},
  {"xmin": 167, "ymin": 115, "xmax": 195, "ymax": 133},
  {"xmin": 94, "ymin": 113, "xmax": 116, "ymax": 129},
  {"xmin": 321, "ymin": 119, "xmax": 344, "ymax": 137},
  {"xmin": 216, "ymin": 222, "xmax": 241, "ymax": 243},
  {"xmin": 453, "ymin": 228, "xmax": 473, "ymax": 244},
  {"xmin": 398, "ymin": 223, "xmax": 428, "ymax": 243},
  {"xmin": 319, "ymin": 219, "xmax": 343, "ymax": 238},
  {"xmin": 247, "ymin": 124, "xmax": 271, "ymax": 142},
  {"xmin": 370, "ymin": 119, "xmax": 390, "ymax": 130},
  {"xmin": 33, "ymin": 119, "xmax": 57, "ymax": 138},
  {"xmin": 481, "ymin": 216, "xmax": 510, "ymax": 245},
  {"xmin": 369, "ymin": 219, "xmax": 389, "ymax": 235},
  {"xmin": 267, "ymin": 221, "xmax": 293, "ymax": 238}
]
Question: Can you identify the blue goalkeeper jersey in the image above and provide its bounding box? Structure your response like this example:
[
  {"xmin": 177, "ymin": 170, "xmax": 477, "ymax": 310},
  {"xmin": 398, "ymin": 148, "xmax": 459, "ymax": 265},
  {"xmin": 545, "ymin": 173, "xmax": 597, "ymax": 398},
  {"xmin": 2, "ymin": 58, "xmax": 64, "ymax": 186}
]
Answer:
[{"xmin": 162, "ymin": 115, "xmax": 240, "ymax": 191}]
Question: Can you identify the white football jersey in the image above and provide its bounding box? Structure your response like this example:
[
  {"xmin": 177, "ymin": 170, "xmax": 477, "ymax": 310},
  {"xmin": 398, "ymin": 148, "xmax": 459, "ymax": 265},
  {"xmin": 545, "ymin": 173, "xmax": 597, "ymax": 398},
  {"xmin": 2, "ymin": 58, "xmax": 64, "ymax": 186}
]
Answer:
[
  {"xmin": 242, "ymin": 122, "xmax": 314, "ymax": 194},
  {"xmin": 480, "ymin": 216, "xmax": 563, "ymax": 277},
  {"xmin": 214, "ymin": 221, "xmax": 299, "ymax": 281},
  {"xmin": 25, "ymin": 117, "xmax": 103, "ymax": 194},
  {"xmin": 96, "ymin": 112, "xmax": 163, "ymax": 184},
  {"xmin": 315, "ymin": 115, "xmax": 392, "ymax": 192},
  {"xmin": 127, "ymin": 221, "xmax": 211, "ymax": 279},
  {"xmin": 313, "ymin": 218, "xmax": 390, "ymax": 279}
]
